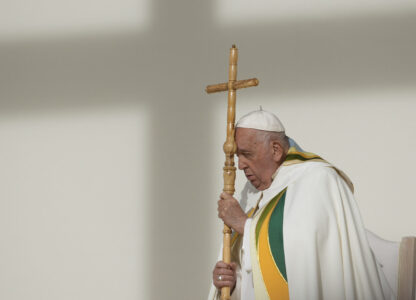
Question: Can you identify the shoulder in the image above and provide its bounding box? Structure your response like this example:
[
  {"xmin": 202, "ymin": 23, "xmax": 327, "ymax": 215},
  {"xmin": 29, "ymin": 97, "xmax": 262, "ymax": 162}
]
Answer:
[
  {"xmin": 286, "ymin": 162, "xmax": 345, "ymax": 211},
  {"xmin": 285, "ymin": 161, "xmax": 340, "ymax": 187},
  {"xmin": 301, "ymin": 162, "xmax": 339, "ymax": 180}
]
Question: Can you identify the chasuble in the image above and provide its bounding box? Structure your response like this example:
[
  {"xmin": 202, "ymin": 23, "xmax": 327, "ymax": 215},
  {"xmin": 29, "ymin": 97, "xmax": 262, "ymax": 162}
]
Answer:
[{"xmin": 209, "ymin": 139, "xmax": 394, "ymax": 300}]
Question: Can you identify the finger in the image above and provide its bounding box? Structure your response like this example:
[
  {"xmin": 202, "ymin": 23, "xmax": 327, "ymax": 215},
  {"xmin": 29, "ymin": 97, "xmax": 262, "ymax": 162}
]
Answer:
[
  {"xmin": 230, "ymin": 262, "xmax": 237, "ymax": 271},
  {"xmin": 217, "ymin": 206, "xmax": 227, "ymax": 219},
  {"xmin": 215, "ymin": 261, "xmax": 229, "ymax": 269},
  {"xmin": 217, "ymin": 201, "xmax": 222, "ymax": 218},
  {"xmin": 221, "ymin": 192, "xmax": 234, "ymax": 200},
  {"xmin": 214, "ymin": 280, "xmax": 235, "ymax": 289},
  {"xmin": 213, "ymin": 268, "xmax": 234, "ymax": 277},
  {"xmin": 221, "ymin": 192, "xmax": 233, "ymax": 200},
  {"xmin": 214, "ymin": 274, "xmax": 234, "ymax": 282}
]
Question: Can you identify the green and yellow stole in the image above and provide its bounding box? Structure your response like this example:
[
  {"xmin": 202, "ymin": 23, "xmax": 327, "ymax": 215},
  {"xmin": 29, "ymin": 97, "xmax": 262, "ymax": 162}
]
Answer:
[
  {"xmin": 255, "ymin": 188, "xmax": 289, "ymax": 299},
  {"xmin": 251, "ymin": 142, "xmax": 335, "ymax": 299},
  {"xmin": 233, "ymin": 140, "xmax": 353, "ymax": 299}
]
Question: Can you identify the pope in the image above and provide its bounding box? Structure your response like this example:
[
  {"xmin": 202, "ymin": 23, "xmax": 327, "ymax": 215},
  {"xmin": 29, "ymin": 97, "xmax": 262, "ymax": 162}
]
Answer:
[{"xmin": 208, "ymin": 108, "xmax": 394, "ymax": 300}]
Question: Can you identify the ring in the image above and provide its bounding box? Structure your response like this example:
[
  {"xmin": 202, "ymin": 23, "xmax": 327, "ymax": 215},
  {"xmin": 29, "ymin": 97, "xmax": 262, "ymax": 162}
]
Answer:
[{"xmin": 218, "ymin": 275, "xmax": 222, "ymax": 281}]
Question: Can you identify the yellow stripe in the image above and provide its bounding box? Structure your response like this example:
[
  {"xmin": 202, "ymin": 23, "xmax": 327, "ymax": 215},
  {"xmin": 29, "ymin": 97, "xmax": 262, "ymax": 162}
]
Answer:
[
  {"xmin": 247, "ymin": 207, "xmax": 256, "ymax": 218},
  {"xmin": 257, "ymin": 200, "xmax": 289, "ymax": 299},
  {"xmin": 283, "ymin": 158, "xmax": 323, "ymax": 166},
  {"xmin": 287, "ymin": 147, "xmax": 319, "ymax": 158}
]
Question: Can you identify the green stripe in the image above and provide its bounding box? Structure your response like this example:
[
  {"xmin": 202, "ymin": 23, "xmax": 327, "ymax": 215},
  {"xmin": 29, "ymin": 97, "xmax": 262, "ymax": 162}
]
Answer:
[
  {"xmin": 255, "ymin": 189, "xmax": 286, "ymax": 250},
  {"xmin": 285, "ymin": 153, "xmax": 322, "ymax": 162},
  {"xmin": 268, "ymin": 190, "xmax": 287, "ymax": 281}
]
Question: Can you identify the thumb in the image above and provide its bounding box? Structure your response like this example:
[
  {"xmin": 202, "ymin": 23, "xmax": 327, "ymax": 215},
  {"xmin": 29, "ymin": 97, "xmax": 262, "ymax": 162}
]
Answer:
[{"xmin": 221, "ymin": 192, "xmax": 233, "ymax": 200}]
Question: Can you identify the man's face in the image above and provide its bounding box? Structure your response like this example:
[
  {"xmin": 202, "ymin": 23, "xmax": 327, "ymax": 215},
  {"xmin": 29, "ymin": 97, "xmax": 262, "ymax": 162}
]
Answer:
[{"xmin": 235, "ymin": 128, "xmax": 278, "ymax": 191}]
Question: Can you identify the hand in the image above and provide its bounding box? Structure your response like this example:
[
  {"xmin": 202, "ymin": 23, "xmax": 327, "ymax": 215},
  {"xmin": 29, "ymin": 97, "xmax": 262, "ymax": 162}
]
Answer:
[
  {"xmin": 212, "ymin": 261, "xmax": 237, "ymax": 291},
  {"xmin": 217, "ymin": 192, "xmax": 248, "ymax": 234}
]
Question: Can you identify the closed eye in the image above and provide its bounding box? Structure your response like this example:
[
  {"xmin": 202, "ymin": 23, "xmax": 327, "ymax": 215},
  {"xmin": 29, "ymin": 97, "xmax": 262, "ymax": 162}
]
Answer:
[{"xmin": 237, "ymin": 150, "xmax": 253, "ymax": 158}]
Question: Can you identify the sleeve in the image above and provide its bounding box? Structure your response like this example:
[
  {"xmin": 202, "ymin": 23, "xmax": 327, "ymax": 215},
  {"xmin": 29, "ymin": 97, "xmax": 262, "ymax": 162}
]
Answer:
[
  {"xmin": 241, "ymin": 218, "xmax": 252, "ymax": 272},
  {"xmin": 283, "ymin": 165, "xmax": 388, "ymax": 300}
]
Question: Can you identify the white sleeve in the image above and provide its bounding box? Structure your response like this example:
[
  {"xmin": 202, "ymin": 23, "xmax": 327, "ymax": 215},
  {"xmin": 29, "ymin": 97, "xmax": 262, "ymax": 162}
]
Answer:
[
  {"xmin": 241, "ymin": 218, "xmax": 252, "ymax": 272},
  {"xmin": 239, "ymin": 218, "xmax": 256, "ymax": 300}
]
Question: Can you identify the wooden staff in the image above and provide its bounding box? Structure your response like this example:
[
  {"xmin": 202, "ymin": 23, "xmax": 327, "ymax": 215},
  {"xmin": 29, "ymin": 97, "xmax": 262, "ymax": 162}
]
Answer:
[{"xmin": 206, "ymin": 45, "xmax": 259, "ymax": 300}]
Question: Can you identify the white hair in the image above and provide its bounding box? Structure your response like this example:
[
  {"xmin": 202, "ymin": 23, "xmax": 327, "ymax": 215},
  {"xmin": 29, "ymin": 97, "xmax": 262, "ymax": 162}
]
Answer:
[{"xmin": 255, "ymin": 130, "xmax": 290, "ymax": 152}]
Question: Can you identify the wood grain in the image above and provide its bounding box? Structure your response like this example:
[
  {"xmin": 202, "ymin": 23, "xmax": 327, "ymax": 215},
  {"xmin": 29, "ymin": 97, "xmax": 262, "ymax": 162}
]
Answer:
[
  {"xmin": 205, "ymin": 78, "xmax": 259, "ymax": 94},
  {"xmin": 205, "ymin": 45, "xmax": 259, "ymax": 300},
  {"xmin": 398, "ymin": 236, "xmax": 416, "ymax": 300}
]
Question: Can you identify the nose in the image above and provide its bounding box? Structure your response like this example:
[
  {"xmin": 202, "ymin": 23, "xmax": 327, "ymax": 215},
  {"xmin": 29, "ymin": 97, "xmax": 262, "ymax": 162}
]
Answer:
[{"xmin": 238, "ymin": 156, "xmax": 247, "ymax": 170}]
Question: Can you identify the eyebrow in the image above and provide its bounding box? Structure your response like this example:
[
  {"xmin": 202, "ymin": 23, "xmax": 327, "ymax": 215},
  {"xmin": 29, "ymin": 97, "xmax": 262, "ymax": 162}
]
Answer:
[{"xmin": 237, "ymin": 149, "xmax": 252, "ymax": 154}]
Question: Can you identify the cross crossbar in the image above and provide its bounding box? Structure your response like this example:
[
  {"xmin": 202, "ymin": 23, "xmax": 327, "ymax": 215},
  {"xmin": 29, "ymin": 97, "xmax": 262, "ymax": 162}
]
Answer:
[
  {"xmin": 205, "ymin": 78, "xmax": 259, "ymax": 94},
  {"xmin": 205, "ymin": 45, "xmax": 259, "ymax": 300}
]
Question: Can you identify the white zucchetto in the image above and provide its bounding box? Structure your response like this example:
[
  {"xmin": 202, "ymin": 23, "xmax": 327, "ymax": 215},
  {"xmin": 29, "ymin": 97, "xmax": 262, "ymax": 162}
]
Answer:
[{"xmin": 236, "ymin": 106, "xmax": 285, "ymax": 133}]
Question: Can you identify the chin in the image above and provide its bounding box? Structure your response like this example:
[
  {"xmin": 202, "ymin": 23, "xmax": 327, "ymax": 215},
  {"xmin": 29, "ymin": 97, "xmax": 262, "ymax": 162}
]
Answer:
[
  {"xmin": 250, "ymin": 180, "xmax": 261, "ymax": 190},
  {"xmin": 251, "ymin": 180, "xmax": 268, "ymax": 191}
]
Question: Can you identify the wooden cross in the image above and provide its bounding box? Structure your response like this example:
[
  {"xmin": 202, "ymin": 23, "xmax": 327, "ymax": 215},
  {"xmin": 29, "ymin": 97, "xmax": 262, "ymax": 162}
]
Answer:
[{"xmin": 205, "ymin": 45, "xmax": 259, "ymax": 300}]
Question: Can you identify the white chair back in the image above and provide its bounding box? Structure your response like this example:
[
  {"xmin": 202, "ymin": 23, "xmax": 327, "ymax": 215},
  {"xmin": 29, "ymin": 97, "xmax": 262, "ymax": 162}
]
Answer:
[
  {"xmin": 366, "ymin": 230, "xmax": 416, "ymax": 300},
  {"xmin": 366, "ymin": 230, "xmax": 400, "ymax": 296}
]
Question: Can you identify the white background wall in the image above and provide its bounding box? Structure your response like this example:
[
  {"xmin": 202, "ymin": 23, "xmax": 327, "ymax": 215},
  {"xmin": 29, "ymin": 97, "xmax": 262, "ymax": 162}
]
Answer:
[{"xmin": 0, "ymin": 0, "xmax": 415, "ymax": 299}]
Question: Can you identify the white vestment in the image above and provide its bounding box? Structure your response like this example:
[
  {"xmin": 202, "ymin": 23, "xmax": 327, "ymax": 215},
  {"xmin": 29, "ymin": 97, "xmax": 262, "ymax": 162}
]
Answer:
[{"xmin": 208, "ymin": 160, "xmax": 395, "ymax": 300}]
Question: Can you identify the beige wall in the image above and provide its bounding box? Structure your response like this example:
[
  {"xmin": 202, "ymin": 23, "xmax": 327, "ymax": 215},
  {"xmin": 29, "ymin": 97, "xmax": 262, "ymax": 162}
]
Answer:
[{"xmin": 0, "ymin": 1, "xmax": 415, "ymax": 299}]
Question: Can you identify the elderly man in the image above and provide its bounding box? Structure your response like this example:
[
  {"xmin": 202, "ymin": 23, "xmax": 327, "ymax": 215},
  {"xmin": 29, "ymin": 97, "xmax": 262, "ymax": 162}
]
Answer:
[{"xmin": 208, "ymin": 109, "xmax": 394, "ymax": 300}]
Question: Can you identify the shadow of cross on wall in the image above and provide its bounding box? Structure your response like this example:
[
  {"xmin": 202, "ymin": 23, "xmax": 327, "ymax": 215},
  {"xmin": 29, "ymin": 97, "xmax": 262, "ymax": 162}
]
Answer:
[{"xmin": 0, "ymin": 0, "xmax": 416, "ymax": 298}]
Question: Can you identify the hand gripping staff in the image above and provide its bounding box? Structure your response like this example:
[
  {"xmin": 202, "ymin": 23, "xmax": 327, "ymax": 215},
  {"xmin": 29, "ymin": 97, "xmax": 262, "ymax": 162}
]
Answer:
[{"xmin": 205, "ymin": 45, "xmax": 259, "ymax": 300}]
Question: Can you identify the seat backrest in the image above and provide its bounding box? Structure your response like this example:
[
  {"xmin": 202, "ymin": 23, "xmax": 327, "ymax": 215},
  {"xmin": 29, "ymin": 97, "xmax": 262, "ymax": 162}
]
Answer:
[
  {"xmin": 397, "ymin": 237, "xmax": 416, "ymax": 300},
  {"xmin": 366, "ymin": 230, "xmax": 400, "ymax": 296},
  {"xmin": 366, "ymin": 230, "xmax": 416, "ymax": 300}
]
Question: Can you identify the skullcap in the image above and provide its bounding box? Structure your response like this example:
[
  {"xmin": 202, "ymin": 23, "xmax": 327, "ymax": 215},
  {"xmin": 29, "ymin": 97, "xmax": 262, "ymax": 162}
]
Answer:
[{"xmin": 236, "ymin": 106, "xmax": 285, "ymax": 132}]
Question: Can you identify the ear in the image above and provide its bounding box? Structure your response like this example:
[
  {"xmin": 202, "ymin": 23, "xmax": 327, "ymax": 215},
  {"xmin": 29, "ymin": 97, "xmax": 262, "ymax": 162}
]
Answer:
[{"xmin": 271, "ymin": 141, "xmax": 284, "ymax": 162}]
